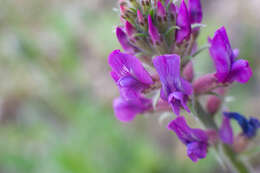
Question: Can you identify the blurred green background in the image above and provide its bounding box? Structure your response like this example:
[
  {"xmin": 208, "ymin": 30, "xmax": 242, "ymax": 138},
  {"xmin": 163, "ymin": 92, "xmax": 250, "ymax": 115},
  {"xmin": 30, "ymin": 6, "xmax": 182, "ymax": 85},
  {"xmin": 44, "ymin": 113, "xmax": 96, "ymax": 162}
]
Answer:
[{"xmin": 0, "ymin": 0, "xmax": 260, "ymax": 172}]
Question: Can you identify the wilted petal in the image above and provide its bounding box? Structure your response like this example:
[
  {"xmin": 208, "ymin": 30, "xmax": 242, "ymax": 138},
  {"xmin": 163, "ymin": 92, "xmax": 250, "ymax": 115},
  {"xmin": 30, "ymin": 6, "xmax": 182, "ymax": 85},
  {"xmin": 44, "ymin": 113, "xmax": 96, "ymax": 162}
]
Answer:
[
  {"xmin": 113, "ymin": 96, "xmax": 152, "ymax": 122},
  {"xmin": 229, "ymin": 59, "xmax": 252, "ymax": 83},
  {"xmin": 188, "ymin": 0, "xmax": 202, "ymax": 24},
  {"xmin": 176, "ymin": 0, "xmax": 191, "ymax": 43},
  {"xmin": 219, "ymin": 116, "xmax": 233, "ymax": 145}
]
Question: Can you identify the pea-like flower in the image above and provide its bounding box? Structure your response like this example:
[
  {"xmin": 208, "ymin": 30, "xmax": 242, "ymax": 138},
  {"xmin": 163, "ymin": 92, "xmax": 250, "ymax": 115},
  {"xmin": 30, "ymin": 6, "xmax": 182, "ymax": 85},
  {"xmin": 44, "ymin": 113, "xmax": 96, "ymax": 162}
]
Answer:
[
  {"xmin": 168, "ymin": 116, "xmax": 208, "ymax": 162},
  {"xmin": 108, "ymin": 50, "xmax": 154, "ymax": 99},
  {"xmin": 153, "ymin": 54, "xmax": 193, "ymax": 115},
  {"xmin": 208, "ymin": 27, "xmax": 252, "ymax": 84}
]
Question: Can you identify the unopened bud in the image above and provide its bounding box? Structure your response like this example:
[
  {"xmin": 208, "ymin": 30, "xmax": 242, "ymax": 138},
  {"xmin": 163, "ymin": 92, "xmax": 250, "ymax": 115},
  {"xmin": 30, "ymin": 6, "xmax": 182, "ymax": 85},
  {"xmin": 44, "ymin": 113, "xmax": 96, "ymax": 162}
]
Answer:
[
  {"xmin": 206, "ymin": 87, "xmax": 227, "ymax": 115},
  {"xmin": 182, "ymin": 61, "xmax": 194, "ymax": 82},
  {"xmin": 193, "ymin": 73, "xmax": 217, "ymax": 94}
]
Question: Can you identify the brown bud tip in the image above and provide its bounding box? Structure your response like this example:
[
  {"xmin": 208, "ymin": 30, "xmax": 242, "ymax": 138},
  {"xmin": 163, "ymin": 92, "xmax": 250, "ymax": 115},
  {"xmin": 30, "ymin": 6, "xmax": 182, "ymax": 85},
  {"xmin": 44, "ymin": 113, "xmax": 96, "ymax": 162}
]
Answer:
[{"xmin": 233, "ymin": 134, "xmax": 249, "ymax": 153}]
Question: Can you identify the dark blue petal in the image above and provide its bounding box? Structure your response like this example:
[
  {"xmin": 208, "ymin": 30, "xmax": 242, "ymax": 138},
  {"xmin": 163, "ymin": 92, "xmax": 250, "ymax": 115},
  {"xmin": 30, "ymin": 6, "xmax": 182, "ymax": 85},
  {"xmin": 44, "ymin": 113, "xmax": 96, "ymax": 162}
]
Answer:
[{"xmin": 224, "ymin": 112, "xmax": 260, "ymax": 138}]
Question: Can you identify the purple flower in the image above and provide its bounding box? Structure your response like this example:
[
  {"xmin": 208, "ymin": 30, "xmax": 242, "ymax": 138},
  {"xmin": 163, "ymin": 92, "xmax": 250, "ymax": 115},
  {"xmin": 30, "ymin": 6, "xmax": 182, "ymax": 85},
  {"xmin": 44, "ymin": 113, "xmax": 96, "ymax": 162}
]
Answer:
[
  {"xmin": 153, "ymin": 54, "xmax": 193, "ymax": 115},
  {"xmin": 116, "ymin": 27, "xmax": 138, "ymax": 54},
  {"xmin": 188, "ymin": 0, "xmax": 202, "ymax": 24},
  {"xmin": 176, "ymin": 0, "xmax": 191, "ymax": 43},
  {"xmin": 108, "ymin": 50, "xmax": 154, "ymax": 99},
  {"xmin": 148, "ymin": 15, "xmax": 161, "ymax": 45},
  {"xmin": 113, "ymin": 96, "xmax": 152, "ymax": 122},
  {"xmin": 168, "ymin": 116, "xmax": 208, "ymax": 162},
  {"xmin": 208, "ymin": 27, "xmax": 252, "ymax": 83}
]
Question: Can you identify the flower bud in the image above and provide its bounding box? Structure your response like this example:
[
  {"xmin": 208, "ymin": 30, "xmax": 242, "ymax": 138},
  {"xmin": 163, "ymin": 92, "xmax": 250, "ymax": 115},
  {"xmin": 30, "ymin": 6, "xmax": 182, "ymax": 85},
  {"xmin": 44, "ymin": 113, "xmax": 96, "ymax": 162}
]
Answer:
[
  {"xmin": 206, "ymin": 87, "xmax": 226, "ymax": 115},
  {"xmin": 156, "ymin": 1, "xmax": 167, "ymax": 23},
  {"xmin": 137, "ymin": 10, "xmax": 145, "ymax": 27},
  {"xmin": 148, "ymin": 15, "xmax": 161, "ymax": 45},
  {"xmin": 116, "ymin": 27, "xmax": 138, "ymax": 54},
  {"xmin": 182, "ymin": 61, "xmax": 194, "ymax": 82},
  {"xmin": 125, "ymin": 21, "xmax": 137, "ymax": 38},
  {"xmin": 193, "ymin": 73, "xmax": 217, "ymax": 94}
]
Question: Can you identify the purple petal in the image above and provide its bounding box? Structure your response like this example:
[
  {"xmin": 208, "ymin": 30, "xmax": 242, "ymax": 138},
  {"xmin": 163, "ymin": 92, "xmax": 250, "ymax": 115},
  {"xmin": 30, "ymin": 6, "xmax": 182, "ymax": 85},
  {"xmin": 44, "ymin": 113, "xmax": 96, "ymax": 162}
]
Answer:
[
  {"xmin": 153, "ymin": 54, "xmax": 181, "ymax": 97},
  {"xmin": 176, "ymin": 0, "xmax": 191, "ymax": 43},
  {"xmin": 168, "ymin": 91, "xmax": 190, "ymax": 115},
  {"xmin": 168, "ymin": 116, "xmax": 208, "ymax": 144},
  {"xmin": 148, "ymin": 15, "xmax": 161, "ymax": 45},
  {"xmin": 108, "ymin": 50, "xmax": 153, "ymax": 85},
  {"xmin": 219, "ymin": 116, "xmax": 233, "ymax": 145},
  {"xmin": 113, "ymin": 96, "xmax": 152, "ymax": 122},
  {"xmin": 157, "ymin": 0, "xmax": 166, "ymax": 18},
  {"xmin": 208, "ymin": 27, "xmax": 234, "ymax": 82},
  {"xmin": 169, "ymin": 2, "xmax": 176, "ymax": 15},
  {"xmin": 125, "ymin": 21, "xmax": 136, "ymax": 38},
  {"xmin": 188, "ymin": 0, "xmax": 203, "ymax": 24},
  {"xmin": 137, "ymin": 10, "xmax": 145, "ymax": 25},
  {"xmin": 168, "ymin": 116, "xmax": 194, "ymax": 144},
  {"xmin": 229, "ymin": 59, "xmax": 252, "ymax": 83},
  {"xmin": 116, "ymin": 27, "xmax": 137, "ymax": 54},
  {"xmin": 187, "ymin": 142, "xmax": 207, "ymax": 162}
]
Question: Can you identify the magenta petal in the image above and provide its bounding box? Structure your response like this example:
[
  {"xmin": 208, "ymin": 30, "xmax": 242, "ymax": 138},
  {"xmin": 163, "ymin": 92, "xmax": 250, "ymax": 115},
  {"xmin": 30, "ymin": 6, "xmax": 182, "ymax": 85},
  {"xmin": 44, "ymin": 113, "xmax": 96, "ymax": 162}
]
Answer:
[
  {"xmin": 208, "ymin": 27, "xmax": 233, "ymax": 82},
  {"xmin": 168, "ymin": 92, "xmax": 190, "ymax": 115},
  {"xmin": 108, "ymin": 50, "xmax": 153, "ymax": 85},
  {"xmin": 176, "ymin": 0, "xmax": 191, "ymax": 43},
  {"xmin": 187, "ymin": 142, "xmax": 207, "ymax": 162},
  {"xmin": 168, "ymin": 116, "xmax": 194, "ymax": 143},
  {"xmin": 113, "ymin": 97, "xmax": 152, "ymax": 122},
  {"xmin": 219, "ymin": 116, "xmax": 233, "ymax": 145},
  {"xmin": 157, "ymin": 0, "xmax": 166, "ymax": 17},
  {"xmin": 116, "ymin": 27, "xmax": 137, "ymax": 54},
  {"xmin": 188, "ymin": 0, "xmax": 203, "ymax": 24},
  {"xmin": 168, "ymin": 116, "xmax": 208, "ymax": 162},
  {"xmin": 229, "ymin": 59, "xmax": 252, "ymax": 83},
  {"xmin": 153, "ymin": 54, "xmax": 181, "ymax": 96},
  {"xmin": 168, "ymin": 116, "xmax": 208, "ymax": 144},
  {"xmin": 148, "ymin": 15, "xmax": 161, "ymax": 44},
  {"xmin": 125, "ymin": 21, "xmax": 136, "ymax": 38}
]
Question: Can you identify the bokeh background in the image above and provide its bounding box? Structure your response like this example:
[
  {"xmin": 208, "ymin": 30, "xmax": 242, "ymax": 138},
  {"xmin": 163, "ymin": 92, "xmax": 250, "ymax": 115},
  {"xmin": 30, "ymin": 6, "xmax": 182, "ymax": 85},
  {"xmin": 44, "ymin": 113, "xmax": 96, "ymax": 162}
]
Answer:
[{"xmin": 0, "ymin": 0, "xmax": 260, "ymax": 172}]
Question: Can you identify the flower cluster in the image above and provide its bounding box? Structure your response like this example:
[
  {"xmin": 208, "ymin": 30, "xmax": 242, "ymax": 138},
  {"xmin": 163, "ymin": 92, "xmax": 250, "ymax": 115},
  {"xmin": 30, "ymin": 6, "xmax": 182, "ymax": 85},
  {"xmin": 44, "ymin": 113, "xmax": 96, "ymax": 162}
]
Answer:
[{"xmin": 108, "ymin": 0, "xmax": 258, "ymax": 163}]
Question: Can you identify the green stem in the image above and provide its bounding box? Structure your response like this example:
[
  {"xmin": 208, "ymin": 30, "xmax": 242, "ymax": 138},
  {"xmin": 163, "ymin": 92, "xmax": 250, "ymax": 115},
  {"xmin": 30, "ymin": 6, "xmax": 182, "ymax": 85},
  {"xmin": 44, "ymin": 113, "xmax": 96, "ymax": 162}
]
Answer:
[{"xmin": 191, "ymin": 99, "xmax": 251, "ymax": 173}]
